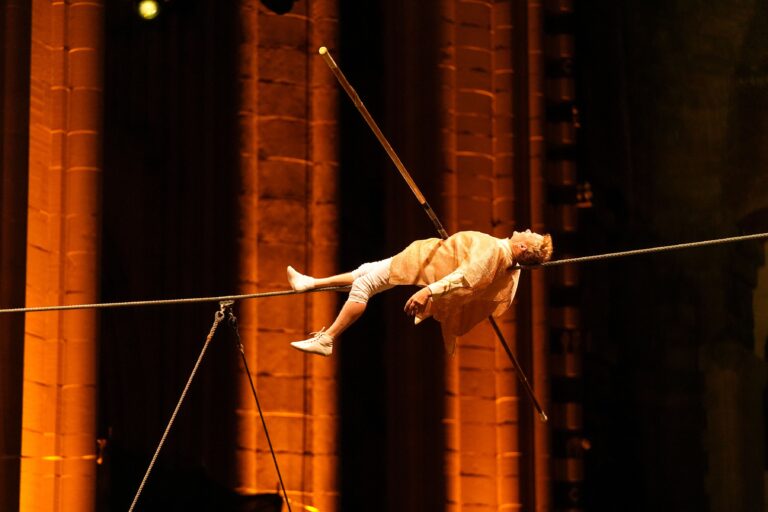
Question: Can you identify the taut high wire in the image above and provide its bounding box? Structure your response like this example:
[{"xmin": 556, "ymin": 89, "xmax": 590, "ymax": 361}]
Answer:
[
  {"xmin": 514, "ymin": 231, "xmax": 768, "ymax": 270},
  {"xmin": 1, "ymin": 232, "xmax": 766, "ymax": 316},
  {"xmin": 0, "ymin": 286, "xmax": 351, "ymax": 314}
]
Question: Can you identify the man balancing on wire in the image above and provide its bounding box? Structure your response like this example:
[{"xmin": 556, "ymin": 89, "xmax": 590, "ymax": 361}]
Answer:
[{"xmin": 286, "ymin": 229, "xmax": 553, "ymax": 356}]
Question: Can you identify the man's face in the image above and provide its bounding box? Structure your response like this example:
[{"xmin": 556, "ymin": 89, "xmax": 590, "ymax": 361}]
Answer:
[{"xmin": 511, "ymin": 229, "xmax": 543, "ymax": 248}]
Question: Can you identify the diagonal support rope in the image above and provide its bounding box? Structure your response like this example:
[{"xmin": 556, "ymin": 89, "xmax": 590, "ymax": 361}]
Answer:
[
  {"xmin": 224, "ymin": 302, "xmax": 293, "ymax": 512},
  {"xmin": 128, "ymin": 303, "xmax": 227, "ymax": 512}
]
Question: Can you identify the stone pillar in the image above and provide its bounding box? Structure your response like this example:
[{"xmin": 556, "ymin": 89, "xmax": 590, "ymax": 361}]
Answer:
[
  {"xmin": 524, "ymin": 2, "xmax": 552, "ymax": 509},
  {"xmin": 440, "ymin": 1, "xmax": 550, "ymax": 510},
  {"xmin": 234, "ymin": 1, "xmax": 339, "ymax": 509},
  {"xmin": 20, "ymin": 1, "xmax": 104, "ymax": 511},
  {"xmin": 441, "ymin": 1, "xmax": 501, "ymax": 509},
  {"xmin": 308, "ymin": 2, "xmax": 340, "ymax": 507},
  {"xmin": 0, "ymin": 1, "xmax": 31, "ymax": 510}
]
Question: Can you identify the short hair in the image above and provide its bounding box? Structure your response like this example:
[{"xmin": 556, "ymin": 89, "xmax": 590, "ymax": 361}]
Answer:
[{"xmin": 517, "ymin": 233, "xmax": 553, "ymax": 265}]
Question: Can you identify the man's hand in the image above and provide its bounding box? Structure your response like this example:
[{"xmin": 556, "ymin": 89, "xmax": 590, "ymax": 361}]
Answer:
[{"xmin": 404, "ymin": 287, "xmax": 432, "ymax": 317}]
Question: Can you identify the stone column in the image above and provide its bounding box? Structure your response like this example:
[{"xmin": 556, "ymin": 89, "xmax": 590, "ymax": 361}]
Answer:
[
  {"xmin": 524, "ymin": 2, "xmax": 552, "ymax": 509},
  {"xmin": 441, "ymin": 1, "xmax": 502, "ymax": 509},
  {"xmin": 20, "ymin": 1, "xmax": 104, "ymax": 510},
  {"xmin": 440, "ymin": 1, "xmax": 550, "ymax": 510},
  {"xmin": 234, "ymin": 1, "xmax": 339, "ymax": 509}
]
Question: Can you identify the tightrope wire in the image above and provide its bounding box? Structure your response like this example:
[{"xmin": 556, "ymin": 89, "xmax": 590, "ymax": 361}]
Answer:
[{"xmin": 2, "ymin": 232, "xmax": 766, "ymax": 315}]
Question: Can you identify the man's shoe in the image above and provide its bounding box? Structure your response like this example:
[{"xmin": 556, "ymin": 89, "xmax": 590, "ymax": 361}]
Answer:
[
  {"xmin": 287, "ymin": 266, "xmax": 315, "ymax": 292},
  {"xmin": 290, "ymin": 329, "xmax": 334, "ymax": 356}
]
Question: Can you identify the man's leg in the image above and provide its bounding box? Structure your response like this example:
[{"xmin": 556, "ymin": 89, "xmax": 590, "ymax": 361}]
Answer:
[
  {"xmin": 287, "ymin": 266, "xmax": 355, "ymax": 291},
  {"xmin": 289, "ymin": 299, "xmax": 366, "ymax": 357},
  {"xmin": 325, "ymin": 300, "xmax": 366, "ymax": 338},
  {"xmin": 289, "ymin": 258, "xmax": 393, "ymax": 356}
]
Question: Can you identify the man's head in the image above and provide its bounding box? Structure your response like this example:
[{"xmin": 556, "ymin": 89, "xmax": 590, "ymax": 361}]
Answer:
[{"xmin": 509, "ymin": 229, "xmax": 553, "ymax": 265}]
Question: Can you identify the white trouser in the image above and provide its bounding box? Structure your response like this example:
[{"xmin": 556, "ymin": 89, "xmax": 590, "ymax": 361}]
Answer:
[{"xmin": 348, "ymin": 258, "xmax": 395, "ymax": 304}]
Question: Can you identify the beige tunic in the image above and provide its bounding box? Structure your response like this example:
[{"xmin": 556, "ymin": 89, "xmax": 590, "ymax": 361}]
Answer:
[{"xmin": 389, "ymin": 231, "xmax": 520, "ymax": 353}]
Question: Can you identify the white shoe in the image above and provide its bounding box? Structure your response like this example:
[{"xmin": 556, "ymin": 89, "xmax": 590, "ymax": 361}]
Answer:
[
  {"xmin": 290, "ymin": 329, "xmax": 334, "ymax": 357},
  {"xmin": 287, "ymin": 266, "xmax": 315, "ymax": 292}
]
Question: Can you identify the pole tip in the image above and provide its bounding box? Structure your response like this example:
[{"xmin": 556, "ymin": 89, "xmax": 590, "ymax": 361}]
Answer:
[
  {"xmin": 539, "ymin": 411, "xmax": 548, "ymax": 423},
  {"xmin": 318, "ymin": 46, "xmax": 327, "ymax": 55}
]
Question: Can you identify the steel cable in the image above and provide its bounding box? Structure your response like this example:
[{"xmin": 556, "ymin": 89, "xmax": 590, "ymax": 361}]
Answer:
[
  {"xmin": 514, "ymin": 231, "xmax": 768, "ymax": 270},
  {"xmin": 2, "ymin": 233, "xmax": 766, "ymax": 316}
]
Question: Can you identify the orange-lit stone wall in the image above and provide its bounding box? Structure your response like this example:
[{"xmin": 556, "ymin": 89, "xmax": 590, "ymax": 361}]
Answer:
[
  {"xmin": 526, "ymin": 2, "xmax": 552, "ymax": 510},
  {"xmin": 440, "ymin": 0, "xmax": 550, "ymax": 510},
  {"xmin": 19, "ymin": 1, "xmax": 104, "ymax": 511},
  {"xmin": 234, "ymin": 1, "xmax": 339, "ymax": 510},
  {"xmin": 0, "ymin": 1, "xmax": 31, "ymax": 510}
]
